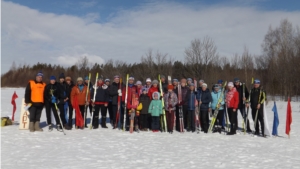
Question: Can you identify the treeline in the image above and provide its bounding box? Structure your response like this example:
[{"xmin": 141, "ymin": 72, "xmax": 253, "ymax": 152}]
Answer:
[{"xmin": 1, "ymin": 19, "xmax": 300, "ymax": 100}]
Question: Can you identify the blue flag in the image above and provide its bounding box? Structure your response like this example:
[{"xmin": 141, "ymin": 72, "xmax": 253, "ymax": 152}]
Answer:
[{"xmin": 272, "ymin": 101, "xmax": 279, "ymax": 136}]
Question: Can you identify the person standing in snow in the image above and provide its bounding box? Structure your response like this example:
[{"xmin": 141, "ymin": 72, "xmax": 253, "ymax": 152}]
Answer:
[
  {"xmin": 246, "ymin": 79, "xmax": 266, "ymax": 136},
  {"xmin": 122, "ymin": 76, "xmax": 138, "ymax": 131},
  {"xmin": 90, "ymin": 77, "xmax": 109, "ymax": 129},
  {"xmin": 144, "ymin": 78, "xmax": 152, "ymax": 93},
  {"xmin": 197, "ymin": 83, "xmax": 212, "ymax": 133},
  {"xmin": 185, "ymin": 83, "xmax": 198, "ymax": 132},
  {"xmin": 65, "ymin": 76, "xmax": 75, "ymax": 128},
  {"xmin": 174, "ymin": 78, "xmax": 188, "ymax": 131},
  {"xmin": 44, "ymin": 76, "xmax": 64, "ymax": 131},
  {"xmin": 148, "ymin": 92, "xmax": 162, "ymax": 132},
  {"xmin": 164, "ymin": 84, "xmax": 178, "ymax": 133},
  {"xmin": 226, "ymin": 82, "xmax": 239, "ymax": 135},
  {"xmin": 139, "ymin": 87, "xmax": 151, "ymax": 131},
  {"xmin": 234, "ymin": 78, "xmax": 251, "ymax": 133},
  {"xmin": 70, "ymin": 77, "xmax": 90, "ymax": 129},
  {"xmin": 210, "ymin": 84, "xmax": 225, "ymax": 133},
  {"xmin": 24, "ymin": 71, "xmax": 46, "ymax": 132},
  {"xmin": 105, "ymin": 79, "xmax": 114, "ymax": 126},
  {"xmin": 57, "ymin": 73, "xmax": 71, "ymax": 130},
  {"xmin": 108, "ymin": 75, "xmax": 124, "ymax": 129}
]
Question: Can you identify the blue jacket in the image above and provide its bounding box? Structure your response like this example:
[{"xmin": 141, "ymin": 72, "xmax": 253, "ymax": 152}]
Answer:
[
  {"xmin": 197, "ymin": 88, "xmax": 212, "ymax": 111},
  {"xmin": 185, "ymin": 90, "xmax": 197, "ymax": 110},
  {"xmin": 210, "ymin": 90, "xmax": 225, "ymax": 110}
]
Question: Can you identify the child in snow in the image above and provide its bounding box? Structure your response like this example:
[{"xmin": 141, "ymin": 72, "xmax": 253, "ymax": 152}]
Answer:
[
  {"xmin": 148, "ymin": 92, "xmax": 162, "ymax": 132},
  {"xmin": 139, "ymin": 87, "xmax": 151, "ymax": 131},
  {"xmin": 164, "ymin": 85, "xmax": 178, "ymax": 134}
]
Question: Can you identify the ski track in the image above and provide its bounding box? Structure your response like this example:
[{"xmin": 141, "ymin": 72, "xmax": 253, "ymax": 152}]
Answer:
[{"xmin": 1, "ymin": 88, "xmax": 300, "ymax": 169}]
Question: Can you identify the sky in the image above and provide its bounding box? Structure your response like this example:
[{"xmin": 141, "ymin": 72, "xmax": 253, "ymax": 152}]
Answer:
[{"xmin": 1, "ymin": 0, "xmax": 300, "ymax": 74}]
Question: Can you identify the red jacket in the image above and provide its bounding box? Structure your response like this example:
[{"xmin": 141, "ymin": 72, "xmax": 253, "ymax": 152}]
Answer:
[
  {"xmin": 122, "ymin": 85, "xmax": 138, "ymax": 109},
  {"xmin": 226, "ymin": 87, "xmax": 239, "ymax": 109},
  {"xmin": 148, "ymin": 86, "xmax": 159, "ymax": 100}
]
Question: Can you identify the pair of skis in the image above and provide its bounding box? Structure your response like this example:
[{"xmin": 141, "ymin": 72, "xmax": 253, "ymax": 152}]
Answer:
[
  {"xmin": 177, "ymin": 83, "xmax": 184, "ymax": 133},
  {"xmin": 208, "ymin": 81, "xmax": 227, "ymax": 133},
  {"xmin": 194, "ymin": 79, "xmax": 201, "ymax": 134},
  {"xmin": 114, "ymin": 77, "xmax": 123, "ymax": 129},
  {"xmin": 158, "ymin": 74, "xmax": 167, "ymax": 132}
]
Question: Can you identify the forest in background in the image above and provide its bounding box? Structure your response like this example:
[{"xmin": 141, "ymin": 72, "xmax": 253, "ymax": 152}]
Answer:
[{"xmin": 2, "ymin": 19, "xmax": 300, "ymax": 100}]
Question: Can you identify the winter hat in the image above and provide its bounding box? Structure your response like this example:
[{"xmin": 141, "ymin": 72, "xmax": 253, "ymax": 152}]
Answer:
[
  {"xmin": 213, "ymin": 84, "xmax": 220, "ymax": 89},
  {"xmin": 228, "ymin": 82, "xmax": 234, "ymax": 87},
  {"xmin": 234, "ymin": 78, "xmax": 240, "ymax": 82},
  {"xmin": 217, "ymin": 79, "xmax": 223, "ymax": 84},
  {"xmin": 65, "ymin": 76, "xmax": 71, "ymax": 81},
  {"xmin": 172, "ymin": 79, "xmax": 178, "ymax": 82},
  {"xmin": 254, "ymin": 79, "xmax": 260, "ymax": 84},
  {"xmin": 98, "ymin": 77, "xmax": 103, "ymax": 80},
  {"xmin": 77, "ymin": 77, "xmax": 83, "ymax": 81},
  {"xmin": 202, "ymin": 83, "xmax": 207, "ymax": 87},
  {"xmin": 199, "ymin": 79, "xmax": 204, "ymax": 83},
  {"xmin": 160, "ymin": 75, "xmax": 165, "ymax": 79},
  {"xmin": 129, "ymin": 76, "xmax": 135, "ymax": 80},
  {"xmin": 146, "ymin": 78, "xmax": 151, "ymax": 83},
  {"xmin": 136, "ymin": 81, "xmax": 142, "ymax": 85},
  {"xmin": 36, "ymin": 71, "xmax": 43, "ymax": 77},
  {"xmin": 142, "ymin": 87, "xmax": 147, "ymax": 92},
  {"xmin": 59, "ymin": 73, "xmax": 65, "ymax": 79},
  {"xmin": 105, "ymin": 79, "xmax": 110, "ymax": 82},
  {"xmin": 168, "ymin": 84, "xmax": 174, "ymax": 90},
  {"xmin": 84, "ymin": 76, "xmax": 89, "ymax": 80},
  {"xmin": 189, "ymin": 83, "xmax": 195, "ymax": 87},
  {"xmin": 152, "ymin": 80, "xmax": 159, "ymax": 85},
  {"xmin": 114, "ymin": 75, "xmax": 120, "ymax": 79},
  {"xmin": 187, "ymin": 78, "xmax": 192, "ymax": 82},
  {"xmin": 50, "ymin": 75, "xmax": 56, "ymax": 80}
]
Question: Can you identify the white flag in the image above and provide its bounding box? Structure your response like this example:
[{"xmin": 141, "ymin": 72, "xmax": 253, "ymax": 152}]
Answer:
[{"xmin": 263, "ymin": 102, "xmax": 271, "ymax": 136}]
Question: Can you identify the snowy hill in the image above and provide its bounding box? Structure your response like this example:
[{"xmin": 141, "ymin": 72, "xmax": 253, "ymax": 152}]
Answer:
[{"xmin": 1, "ymin": 88, "xmax": 300, "ymax": 169}]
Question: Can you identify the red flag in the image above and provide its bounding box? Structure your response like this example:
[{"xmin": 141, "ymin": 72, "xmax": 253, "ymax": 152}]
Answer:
[
  {"xmin": 11, "ymin": 91, "xmax": 18, "ymax": 121},
  {"xmin": 285, "ymin": 97, "xmax": 292, "ymax": 136},
  {"xmin": 72, "ymin": 95, "xmax": 84, "ymax": 128}
]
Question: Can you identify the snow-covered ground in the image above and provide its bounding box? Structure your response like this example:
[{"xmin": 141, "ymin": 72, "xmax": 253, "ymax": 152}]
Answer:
[{"xmin": 1, "ymin": 88, "xmax": 300, "ymax": 169}]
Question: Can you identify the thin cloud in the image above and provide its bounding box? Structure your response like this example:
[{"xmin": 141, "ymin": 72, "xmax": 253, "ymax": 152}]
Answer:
[{"xmin": 1, "ymin": 0, "xmax": 300, "ymax": 73}]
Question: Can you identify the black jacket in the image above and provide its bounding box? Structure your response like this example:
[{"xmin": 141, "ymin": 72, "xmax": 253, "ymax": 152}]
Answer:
[
  {"xmin": 249, "ymin": 87, "xmax": 266, "ymax": 110},
  {"xmin": 139, "ymin": 94, "xmax": 151, "ymax": 114},
  {"xmin": 91, "ymin": 85, "xmax": 109, "ymax": 103},
  {"xmin": 44, "ymin": 82, "xmax": 63, "ymax": 104},
  {"xmin": 198, "ymin": 88, "xmax": 212, "ymax": 111},
  {"xmin": 57, "ymin": 82, "xmax": 68, "ymax": 104},
  {"xmin": 109, "ymin": 82, "xmax": 124, "ymax": 105}
]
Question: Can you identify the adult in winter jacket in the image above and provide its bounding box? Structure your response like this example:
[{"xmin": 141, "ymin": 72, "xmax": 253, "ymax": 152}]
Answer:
[
  {"xmin": 148, "ymin": 80, "xmax": 160, "ymax": 100},
  {"xmin": 164, "ymin": 85, "xmax": 178, "ymax": 133},
  {"xmin": 234, "ymin": 78, "xmax": 251, "ymax": 132},
  {"xmin": 210, "ymin": 84, "xmax": 225, "ymax": 133},
  {"xmin": 24, "ymin": 71, "xmax": 46, "ymax": 132},
  {"xmin": 57, "ymin": 73, "xmax": 71, "ymax": 130},
  {"xmin": 105, "ymin": 79, "xmax": 113, "ymax": 126},
  {"xmin": 197, "ymin": 83, "xmax": 212, "ymax": 133},
  {"xmin": 108, "ymin": 75, "xmax": 124, "ymax": 129},
  {"xmin": 90, "ymin": 78, "xmax": 109, "ymax": 129},
  {"xmin": 44, "ymin": 76, "xmax": 63, "ymax": 131},
  {"xmin": 148, "ymin": 92, "xmax": 162, "ymax": 132},
  {"xmin": 226, "ymin": 82, "xmax": 239, "ymax": 135},
  {"xmin": 174, "ymin": 78, "xmax": 188, "ymax": 131},
  {"xmin": 246, "ymin": 79, "xmax": 266, "ymax": 136},
  {"xmin": 139, "ymin": 88, "xmax": 151, "ymax": 131},
  {"xmin": 185, "ymin": 83, "xmax": 198, "ymax": 132},
  {"xmin": 70, "ymin": 77, "xmax": 90, "ymax": 129},
  {"xmin": 65, "ymin": 76, "xmax": 75, "ymax": 128}
]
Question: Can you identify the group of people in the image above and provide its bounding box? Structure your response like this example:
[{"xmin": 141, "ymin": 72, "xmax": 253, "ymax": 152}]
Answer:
[{"xmin": 25, "ymin": 71, "xmax": 266, "ymax": 136}]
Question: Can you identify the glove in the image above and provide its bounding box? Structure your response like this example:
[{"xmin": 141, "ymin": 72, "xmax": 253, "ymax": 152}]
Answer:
[
  {"xmin": 51, "ymin": 96, "xmax": 56, "ymax": 103},
  {"xmin": 118, "ymin": 89, "xmax": 122, "ymax": 96}
]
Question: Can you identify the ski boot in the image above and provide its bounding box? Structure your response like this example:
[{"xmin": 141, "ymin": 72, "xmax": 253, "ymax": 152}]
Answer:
[{"xmin": 48, "ymin": 124, "xmax": 53, "ymax": 132}]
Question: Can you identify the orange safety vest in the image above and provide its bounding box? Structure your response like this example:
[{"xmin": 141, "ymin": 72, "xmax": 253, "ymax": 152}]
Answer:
[{"xmin": 29, "ymin": 80, "xmax": 46, "ymax": 103}]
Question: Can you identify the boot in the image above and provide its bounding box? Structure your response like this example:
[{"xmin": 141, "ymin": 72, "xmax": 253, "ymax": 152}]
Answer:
[
  {"xmin": 227, "ymin": 124, "xmax": 236, "ymax": 135},
  {"xmin": 48, "ymin": 124, "xmax": 53, "ymax": 132},
  {"xmin": 34, "ymin": 121, "xmax": 43, "ymax": 132},
  {"xmin": 64, "ymin": 124, "xmax": 72, "ymax": 130},
  {"xmin": 101, "ymin": 117, "xmax": 108, "ymax": 128},
  {"xmin": 29, "ymin": 122, "xmax": 35, "ymax": 132}
]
